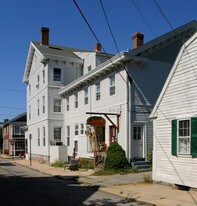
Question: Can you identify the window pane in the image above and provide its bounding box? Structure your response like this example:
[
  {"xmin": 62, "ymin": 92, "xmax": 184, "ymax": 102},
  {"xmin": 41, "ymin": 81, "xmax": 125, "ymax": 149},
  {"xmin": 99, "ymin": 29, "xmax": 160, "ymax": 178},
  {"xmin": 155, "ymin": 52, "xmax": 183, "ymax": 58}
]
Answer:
[
  {"xmin": 179, "ymin": 120, "xmax": 190, "ymax": 137},
  {"xmin": 178, "ymin": 138, "xmax": 190, "ymax": 154},
  {"xmin": 54, "ymin": 100, "xmax": 61, "ymax": 112},
  {"xmin": 54, "ymin": 127, "xmax": 61, "ymax": 140},
  {"xmin": 53, "ymin": 68, "xmax": 61, "ymax": 81}
]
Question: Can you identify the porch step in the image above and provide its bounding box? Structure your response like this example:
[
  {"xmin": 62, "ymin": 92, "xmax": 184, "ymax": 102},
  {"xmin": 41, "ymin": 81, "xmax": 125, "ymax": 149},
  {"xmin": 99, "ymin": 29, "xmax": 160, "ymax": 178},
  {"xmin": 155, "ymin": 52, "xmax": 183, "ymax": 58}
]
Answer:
[{"xmin": 130, "ymin": 158, "xmax": 151, "ymax": 171}]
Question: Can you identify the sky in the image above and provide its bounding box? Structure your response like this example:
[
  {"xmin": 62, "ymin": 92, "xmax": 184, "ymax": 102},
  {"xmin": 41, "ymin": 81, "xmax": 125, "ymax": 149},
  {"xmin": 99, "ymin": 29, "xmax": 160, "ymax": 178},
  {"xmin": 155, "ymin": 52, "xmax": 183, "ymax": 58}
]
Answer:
[{"xmin": 0, "ymin": 0, "xmax": 196, "ymax": 122}]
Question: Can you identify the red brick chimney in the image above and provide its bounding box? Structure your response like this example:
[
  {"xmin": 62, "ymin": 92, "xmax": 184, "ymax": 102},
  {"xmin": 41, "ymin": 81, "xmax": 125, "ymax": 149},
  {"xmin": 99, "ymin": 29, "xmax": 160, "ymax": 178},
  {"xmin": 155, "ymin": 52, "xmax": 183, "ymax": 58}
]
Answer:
[
  {"xmin": 40, "ymin": 27, "xmax": 49, "ymax": 46},
  {"xmin": 132, "ymin": 32, "xmax": 144, "ymax": 48},
  {"xmin": 94, "ymin": 43, "xmax": 101, "ymax": 52}
]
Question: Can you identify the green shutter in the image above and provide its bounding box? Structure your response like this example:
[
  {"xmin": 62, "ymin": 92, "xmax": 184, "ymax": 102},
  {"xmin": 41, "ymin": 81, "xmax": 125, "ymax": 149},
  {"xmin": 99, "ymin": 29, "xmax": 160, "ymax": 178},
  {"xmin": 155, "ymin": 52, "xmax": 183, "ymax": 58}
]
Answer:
[
  {"xmin": 171, "ymin": 119, "xmax": 177, "ymax": 156},
  {"xmin": 191, "ymin": 117, "xmax": 197, "ymax": 157}
]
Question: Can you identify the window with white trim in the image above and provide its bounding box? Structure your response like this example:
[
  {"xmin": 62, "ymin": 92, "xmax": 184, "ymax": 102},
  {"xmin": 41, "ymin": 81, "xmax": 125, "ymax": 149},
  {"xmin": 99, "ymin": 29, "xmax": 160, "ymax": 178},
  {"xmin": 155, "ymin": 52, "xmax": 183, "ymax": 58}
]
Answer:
[
  {"xmin": 109, "ymin": 74, "xmax": 115, "ymax": 96},
  {"xmin": 67, "ymin": 126, "xmax": 70, "ymax": 146},
  {"xmin": 75, "ymin": 93, "xmax": 78, "ymax": 108},
  {"xmin": 84, "ymin": 88, "xmax": 88, "ymax": 105},
  {"xmin": 43, "ymin": 127, "xmax": 46, "ymax": 146},
  {"xmin": 133, "ymin": 126, "xmax": 142, "ymax": 140},
  {"xmin": 29, "ymin": 105, "xmax": 31, "ymax": 120},
  {"xmin": 66, "ymin": 98, "xmax": 69, "ymax": 111},
  {"xmin": 53, "ymin": 68, "xmax": 61, "ymax": 81},
  {"xmin": 43, "ymin": 69, "xmax": 45, "ymax": 84},
  {"xmin": 171, "ymin": 117, "xmax": 197, "ymax": 157},
  {"xmin": 37, "ymin": 100, "xmax": 40, "ymax": 116},
  {"xmin": 95, "ymin": 81, "xmax": 101, "ymax": 101},
  {"xmin": 43, "ymin": 96, "xmax": 45, "ymax": 114},
  {"xmin": 74, "ymin": 140, "xmax": 78, "ymax": 153},
  {"xmin": 36, "ymin": 75, "xmax": 40, "ymax": 89},
  {"xmin": 80, "ymin": 123, "xmax": 84, "ymax": 135},
  {"xmin": 54, "ymin": 100, "xmax": 61, "ymax": 112},
  {"xmin": 75, "ymin": 124, "xmax": 79, "ymax": 136},
  {"xmin": 54, "ymin": 127, "xmax": 61, "ymax": 141},
  {"xmin": 38, "ymin": 128, "xmax": 40, "ymax": 146}
]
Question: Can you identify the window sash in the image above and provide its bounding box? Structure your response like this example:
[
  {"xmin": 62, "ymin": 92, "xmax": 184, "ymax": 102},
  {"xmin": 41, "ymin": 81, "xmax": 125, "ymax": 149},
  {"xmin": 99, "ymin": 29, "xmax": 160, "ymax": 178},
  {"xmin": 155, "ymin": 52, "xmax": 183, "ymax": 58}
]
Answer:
[
  {"xmin": 54, "ymin": 100, "xmax": 61, "ymax": 112},
  {"xmin": 75, "ymin": 94, "xmax": 78, "ymax": 108},
  {"xmin": 109, "ymin": 75, "xmax": 115, "ymax": 96},
  {"xmin": 75, "ymin": 124, "xmax": 79, "ymax": 136},
  {"xmin": 54, "ymin": 127, "xmax": 61, "ymax": 141},
  {"xmin": 53, "ymin": 68, "xmax": 61, "ymax": 81},
  {"xmin": 95, "ymin": 82, "xmax": 101, "ymax": 101}
]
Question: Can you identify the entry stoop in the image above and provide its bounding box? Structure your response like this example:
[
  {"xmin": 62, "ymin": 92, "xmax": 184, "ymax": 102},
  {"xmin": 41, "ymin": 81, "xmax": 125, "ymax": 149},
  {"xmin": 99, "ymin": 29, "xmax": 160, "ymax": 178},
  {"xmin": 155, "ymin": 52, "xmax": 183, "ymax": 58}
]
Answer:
[{"xmin": 130, "ymin": 157, "xmax": 151, "ymax": 171}]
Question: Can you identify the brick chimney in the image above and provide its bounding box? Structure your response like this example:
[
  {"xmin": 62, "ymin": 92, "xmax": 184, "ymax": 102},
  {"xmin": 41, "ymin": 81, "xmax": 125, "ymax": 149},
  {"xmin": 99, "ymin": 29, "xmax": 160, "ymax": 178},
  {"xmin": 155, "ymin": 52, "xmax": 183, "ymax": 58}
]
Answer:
[
  {"xmin": 40, "ymin": 27, "xmax": 49, "ymax": 46},
  {"xmin": 132, "ymin": 32, "xmax": 144, "ymax": 48},
  {"xmin": 94, "ymin": 43, "xmax": 101, "ymax": 52}
]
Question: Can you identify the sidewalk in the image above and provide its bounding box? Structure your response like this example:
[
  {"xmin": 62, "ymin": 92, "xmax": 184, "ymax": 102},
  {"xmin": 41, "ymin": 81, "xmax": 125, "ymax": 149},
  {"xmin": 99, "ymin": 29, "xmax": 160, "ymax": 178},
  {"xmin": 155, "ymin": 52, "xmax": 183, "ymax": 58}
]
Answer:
[{"xmin": 1, "ymin": 155, "xmax": 197, "ymax": 206}]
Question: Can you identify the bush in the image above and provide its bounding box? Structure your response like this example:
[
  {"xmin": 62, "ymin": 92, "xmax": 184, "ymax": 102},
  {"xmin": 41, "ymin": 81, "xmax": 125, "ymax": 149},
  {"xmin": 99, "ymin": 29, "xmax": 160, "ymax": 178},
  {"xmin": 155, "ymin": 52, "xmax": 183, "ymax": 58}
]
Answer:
[
  {"xmin": 104, "ymin": 142, "xmax": 130, "ymax": 172},
  {"xmin": 147, "ymin": 149, "xmax": 153, "ymax": 166},
  {"xmin": 77, "ymin": 158, "xmax": 94, "ymax": 170},
  {"xmin": 50, "ymin": 161, "xmax": 65, "ymax": 167}
]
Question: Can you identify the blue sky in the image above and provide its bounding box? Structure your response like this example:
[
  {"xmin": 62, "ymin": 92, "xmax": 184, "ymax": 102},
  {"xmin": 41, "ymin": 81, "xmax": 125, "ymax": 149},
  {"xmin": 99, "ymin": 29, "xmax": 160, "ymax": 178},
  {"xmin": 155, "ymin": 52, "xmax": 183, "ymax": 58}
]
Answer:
[{"xmin": 0, "ymin": 0, "xmax": 196, "ymax": 122}]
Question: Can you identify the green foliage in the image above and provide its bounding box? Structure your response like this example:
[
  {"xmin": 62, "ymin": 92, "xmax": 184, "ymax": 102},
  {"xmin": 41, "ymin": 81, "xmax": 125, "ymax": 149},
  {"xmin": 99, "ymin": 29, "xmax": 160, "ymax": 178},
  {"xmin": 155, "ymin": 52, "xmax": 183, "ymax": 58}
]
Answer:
[
  {"xmin": 143, "ymin": 174, "xmax": 153, "ymax": 183},
  {"xmin": 104, "ymin": 142, "xmax": 130, "ymax": 172},
  {"xmin": 50, "ymin": 161, "xmax": 65, "ymax": 167},
  {"xmin": 77, "ymin": 158, "xmax": 94, "ymax": 170},
  {"xmin": 147, "ymin": 149, "xmax": 153, "ymax": 166}
]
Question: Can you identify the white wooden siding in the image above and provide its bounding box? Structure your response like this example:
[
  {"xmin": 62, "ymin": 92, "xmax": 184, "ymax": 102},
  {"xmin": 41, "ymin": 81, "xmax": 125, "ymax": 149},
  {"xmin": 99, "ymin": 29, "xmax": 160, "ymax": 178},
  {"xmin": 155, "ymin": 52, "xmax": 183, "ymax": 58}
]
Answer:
[{"xmin": 153, "ymin": 36, "xmax": 197, "ymax": 188}]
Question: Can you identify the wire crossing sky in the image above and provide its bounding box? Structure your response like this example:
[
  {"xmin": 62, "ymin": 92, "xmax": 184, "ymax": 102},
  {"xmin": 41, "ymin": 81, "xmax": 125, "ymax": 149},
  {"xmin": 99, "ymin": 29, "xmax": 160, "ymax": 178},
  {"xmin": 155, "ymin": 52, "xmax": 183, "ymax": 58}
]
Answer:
[{"xmin": 0, "ymin": 0, "xmax": 196, "ymax": 122}]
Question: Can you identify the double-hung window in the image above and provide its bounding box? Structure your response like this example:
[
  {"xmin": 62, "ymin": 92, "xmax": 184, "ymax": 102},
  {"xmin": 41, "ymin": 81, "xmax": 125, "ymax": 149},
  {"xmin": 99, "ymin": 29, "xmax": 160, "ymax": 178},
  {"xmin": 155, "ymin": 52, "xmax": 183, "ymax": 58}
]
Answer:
[
  {"xmin": 38, "ymin": 128, "xmax": 40, "ymax": 146},
  {"xmin": 95, "ymin": 81, "xmax": 101, "ymax": 101},
  {"xmin": 75, "ymin": 93, "xmax": 78, "ymax": 108},
  {"xmin": 43, "ymin": 69, "xmax": 45, "ymax": 84},
  {"xmin": 43, "ymin": 96, "xmax": 45, "ymax": 114},
  {"xmin": 43, "ymin": 127, "xmax": 46, "ymax": 146},
  {"xmin": 75, "ymin": 124, "xmax": 79, "ymax": 136},
  {"xmin": 54, "ymin": 127, "xmax": 61, "ymax": 141},
  {"xmin": 54, "ymin": 100, "xmax": 61, "ymax": 112},
  {"xmin": 109, "ymin": 74, "xmax": 115, "ymax": 96},
  {"xmin": 171, "ymin": 117, "xmax": 197, "ymax": 156},
  {"xmin": 37, "ymin": 100, "xmax": 40, "ymax": 116},
  {"xmin": 67, "ymin": 126, "xmax": 70, "ymax": 146},
  {"xmin": 53, "ymin": 68, "xmax": 61, "ymax": 81},
  {"xmin": 84, "ymin": 88, "xmax": 88, "ymax": 105},
  {"xmin": 80, "ymin": 123, "xmax": 84, "ymax": 135},
  {"xmin": 66, "ymin": 98, "xmax": 69, "ymax": 111}
]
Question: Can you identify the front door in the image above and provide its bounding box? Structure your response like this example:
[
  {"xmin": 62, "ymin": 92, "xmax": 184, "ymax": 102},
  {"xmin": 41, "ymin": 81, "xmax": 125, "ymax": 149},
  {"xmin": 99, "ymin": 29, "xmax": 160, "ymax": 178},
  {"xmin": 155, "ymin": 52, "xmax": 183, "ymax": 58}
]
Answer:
[{"xmin": 132, "ymin": 125, "xmax": 144, "ymax": 158}]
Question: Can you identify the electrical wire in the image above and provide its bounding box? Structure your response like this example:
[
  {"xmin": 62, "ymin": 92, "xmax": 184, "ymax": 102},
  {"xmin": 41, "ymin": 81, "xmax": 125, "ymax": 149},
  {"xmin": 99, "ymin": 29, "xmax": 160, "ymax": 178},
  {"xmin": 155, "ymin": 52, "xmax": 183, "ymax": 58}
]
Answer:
[
  {"xmin": 130, "ymin": 0, "xmax": 156, "ymax": 37},
  {"xmin": 73, "ymin": 0, "xmax": 127, "ymax": 84}
]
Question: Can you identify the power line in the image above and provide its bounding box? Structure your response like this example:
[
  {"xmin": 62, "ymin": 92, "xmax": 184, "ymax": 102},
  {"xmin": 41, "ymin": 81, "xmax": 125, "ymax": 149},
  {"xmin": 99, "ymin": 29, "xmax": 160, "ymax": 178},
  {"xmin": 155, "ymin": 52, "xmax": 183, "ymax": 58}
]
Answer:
[
  {"xmin": 0, "ymin": 106, "xmax": 25, "ymax": 110},
  {"xmin": 73, "ymin": 0, "xmax": 127, "ymax": 84},
  {"xmin": 99, "ymin": 0, "xmax": 120, "ymax": 54},
  {"xmin": 130, "ymin": 0, "xmax": 156, "ymax": 37},
  {"xmin": 99, "ymin": 0, "xmax": 133, "ymax": 84},
  {"xmin": 0, "ymin": 88, "xmax": 25, "ymax": 93}
]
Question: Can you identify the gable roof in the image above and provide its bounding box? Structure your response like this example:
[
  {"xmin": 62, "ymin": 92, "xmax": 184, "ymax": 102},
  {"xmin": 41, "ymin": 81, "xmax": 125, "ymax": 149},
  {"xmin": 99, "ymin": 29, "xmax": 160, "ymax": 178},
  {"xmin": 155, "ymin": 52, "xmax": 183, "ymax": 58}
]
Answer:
[
  {"xmin": 149, "ymin": 32, "xmax": 197, "ymax": 119},
  {"xmin": 22, "ymin": 41, "xmax": 96, "ymax": 83},
  {"xmin": 3, "ymin": 112, "xmax": 27, "ymax": 126},
  {"xmin": 59, "ymin": 21, "xmax": 197, "ymax": 96}
]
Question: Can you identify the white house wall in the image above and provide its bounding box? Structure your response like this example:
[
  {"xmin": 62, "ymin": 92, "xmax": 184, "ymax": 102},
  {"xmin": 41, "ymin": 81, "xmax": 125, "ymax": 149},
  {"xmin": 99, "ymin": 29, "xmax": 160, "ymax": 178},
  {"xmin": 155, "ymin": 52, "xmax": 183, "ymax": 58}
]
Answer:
[
  {"xmin": 153, "ymin": 36, "xmax": 197, "ymax": 188},
  {"xmin": 64, "ymin": 69, "xmax": 127, "ymax": 158}
]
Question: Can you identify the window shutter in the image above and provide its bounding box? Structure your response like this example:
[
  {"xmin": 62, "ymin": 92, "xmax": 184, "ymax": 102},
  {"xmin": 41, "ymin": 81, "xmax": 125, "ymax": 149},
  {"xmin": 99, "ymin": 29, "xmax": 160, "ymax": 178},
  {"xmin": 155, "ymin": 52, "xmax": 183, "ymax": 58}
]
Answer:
[
  {"xmin": 191, "ymin": 117, "xmax": 197, "ymax": 157},
  {"xmin": 171, "ymin": 119, "xmax": 177, "ymax": 156}
]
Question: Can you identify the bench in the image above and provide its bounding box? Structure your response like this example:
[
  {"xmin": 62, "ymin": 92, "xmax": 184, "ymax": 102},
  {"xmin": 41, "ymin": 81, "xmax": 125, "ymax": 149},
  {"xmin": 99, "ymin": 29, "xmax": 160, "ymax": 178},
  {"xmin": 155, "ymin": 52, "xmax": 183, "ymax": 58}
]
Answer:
[{"xmin": 64, "ymin": 158, "xmax": 79, "ymax": 171}]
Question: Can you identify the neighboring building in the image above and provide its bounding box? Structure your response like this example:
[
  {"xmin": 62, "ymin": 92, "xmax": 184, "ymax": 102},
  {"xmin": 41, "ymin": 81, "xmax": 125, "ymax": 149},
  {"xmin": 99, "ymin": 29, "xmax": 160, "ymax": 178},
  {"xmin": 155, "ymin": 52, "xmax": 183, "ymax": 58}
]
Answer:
[
  {"xmin": 59, "ymin": 21, "xmax": 197, "ymax": 161},
  {"xmin": 0, "ymin": 122, "xmax": 3, "ymax": 152},
  {"xmin": 2, "ymin": 113, "xmax": 26, "ymax": 156},
  {"xmin": 23, "ymin": 28, "xmax": 113, "ymax": 163},
  {"xmin": 150, "ymin": 32, "xmax": 197, "ymax": 188}
]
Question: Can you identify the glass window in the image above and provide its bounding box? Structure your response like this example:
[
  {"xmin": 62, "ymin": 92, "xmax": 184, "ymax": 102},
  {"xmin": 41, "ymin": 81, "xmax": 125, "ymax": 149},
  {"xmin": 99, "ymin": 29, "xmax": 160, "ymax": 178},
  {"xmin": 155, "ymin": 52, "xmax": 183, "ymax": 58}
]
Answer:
[
  {"xmin": 74, "ymin": 140, "xmax": 78, "ymax": 153},
  {"xmin": 67, "ymin": 126, "xmax": 70, "ymax": 146},
  {"xmin": 95, "ymin": 81, "xmax": 101, "ymax": 101},
  {"xmin": 29, "ymin": 105, "xmax": 31, "ymax": 120},
  {"xmin": 54, "ymin": 100, "xmax": 61, "ymax": 112},
  {"xmin": 109, "ymin": 74, "xmax": 115, "ymax": 96},
  {"xmin": 178, "ymin": 120, "xmax": 190, "ymax": 154},
  {"xmin": 66, "ymin": 98, "xmax": 69, "ymax": 111},
  {"xmin": 88, "ymin": 66, "xmax": 91, "ymax": 72},
  {"xmin": 43, "ymin": 127, "xmax": 45, "ymax": 146},
  {"xmin": 80, "ymin": 123, "xmax": 84, "ymax": 135},
  {"xmin": 14, "ymin": 125, "xmax": 20, "ymax": 135},
  {"xmin": 75, "ymin": 93, "xmax": 78, "ymax": 108},
  {"xmin": 75, "ymin": 124, "xmax": 79, "ymax": 136},
  {"xmin": 43, "ymin": 69, "xmax": 45, "ymax": 84},
  {"xmin": 133, "ymin": 126, "xmax": 142, "ymax": 140},
  {"xmin": 36, "ymin": 75, "xmax": 40, "ymax": 89},
  {"xmin": 38, "ymin": 128, "xmax": 40, "ymax": 146},
  {"xmin": 54, "ymin": 127, "xmax": 61, "ymax": 141},
  {"xmin": 84, "ymin": 88, "xmax": 88, "ymax": 105},
  {"xmin": 37, "ymin": 100, "xmax": 40, "ymax": 116},
  {"xmin": 53, "ymin": 68, "xmax": 61, "ymax": 81},
  {"xmin": 43, "ymin": 96, "xmax": 45, "ymax": 114}
]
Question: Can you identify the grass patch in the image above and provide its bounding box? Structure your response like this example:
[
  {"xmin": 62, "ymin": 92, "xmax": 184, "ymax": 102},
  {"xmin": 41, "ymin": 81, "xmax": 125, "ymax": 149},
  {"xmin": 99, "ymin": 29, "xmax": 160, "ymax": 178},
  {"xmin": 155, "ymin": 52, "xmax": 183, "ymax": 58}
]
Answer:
[
  {"xmin": 143, "ymin": 174, "xmax": 153, "ymax": 183},
  {"xmin": 50, "ymin": 161, "xmax": 65, "ymax": 168}
]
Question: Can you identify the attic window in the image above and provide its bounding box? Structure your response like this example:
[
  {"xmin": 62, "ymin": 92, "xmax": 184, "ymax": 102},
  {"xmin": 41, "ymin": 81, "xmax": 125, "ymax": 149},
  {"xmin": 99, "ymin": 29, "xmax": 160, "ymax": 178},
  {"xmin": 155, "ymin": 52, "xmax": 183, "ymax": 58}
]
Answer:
[{"xmin": 49, "ymin": 46, "xmax": 62, "ymax": 51}]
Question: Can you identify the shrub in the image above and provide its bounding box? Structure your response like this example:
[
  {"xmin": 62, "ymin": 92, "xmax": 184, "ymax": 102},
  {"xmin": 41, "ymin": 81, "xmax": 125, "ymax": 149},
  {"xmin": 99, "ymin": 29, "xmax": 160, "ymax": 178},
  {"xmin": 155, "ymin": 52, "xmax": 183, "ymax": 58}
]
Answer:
[
  {"xmin": 77, "ymin": 158, "xmax": 94, "ymax": 170},
  {"xmin": 50, "ymin": 161, "xmax": 65, "ymax": 167},
  {"xmin": 104, "ymin": 142, "xmax": 130, "ymax": 172},
  {"xmin": 147, "ymin": 149, "xmax": 153, "ymax": 166}
]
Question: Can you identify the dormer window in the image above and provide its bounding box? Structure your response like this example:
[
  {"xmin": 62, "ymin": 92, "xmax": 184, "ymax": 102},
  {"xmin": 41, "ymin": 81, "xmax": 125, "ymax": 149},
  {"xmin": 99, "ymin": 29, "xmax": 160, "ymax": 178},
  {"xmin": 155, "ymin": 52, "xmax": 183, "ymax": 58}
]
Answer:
[{"xmin": 53, "ymin": 68, "xmax": 61, "ymax": 81}]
